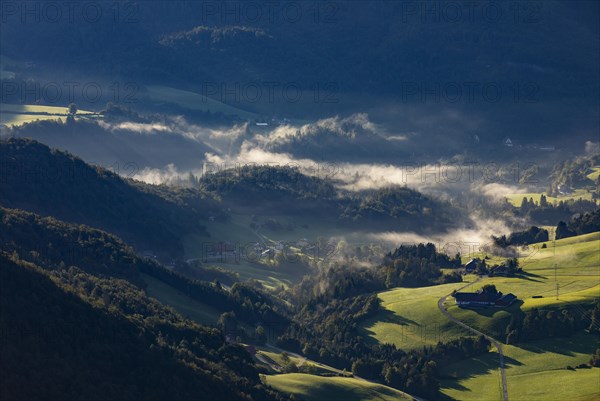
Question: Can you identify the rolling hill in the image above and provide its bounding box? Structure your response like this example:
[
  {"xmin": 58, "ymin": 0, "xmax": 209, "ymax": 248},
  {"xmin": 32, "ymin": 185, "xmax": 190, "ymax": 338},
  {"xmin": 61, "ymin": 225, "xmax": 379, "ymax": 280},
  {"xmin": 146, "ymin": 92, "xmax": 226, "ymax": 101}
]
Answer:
[
  {"xmin": 361, "ymin": 231, "xmax": 600, "ymax": 351},
  {"xmin": 263, "ymin": 373, "xmax": 413, "ymax": 401},
  {"xmin": 359, "ymin": 281, "xmax": 475, "ymax": 350},
  {"xmin": 358, "ymin": 231, "xmax": 599, "ymax": 400},
  {"xmin": 439, "ymin": 332, "xmax": 599, "ymax": 401}
]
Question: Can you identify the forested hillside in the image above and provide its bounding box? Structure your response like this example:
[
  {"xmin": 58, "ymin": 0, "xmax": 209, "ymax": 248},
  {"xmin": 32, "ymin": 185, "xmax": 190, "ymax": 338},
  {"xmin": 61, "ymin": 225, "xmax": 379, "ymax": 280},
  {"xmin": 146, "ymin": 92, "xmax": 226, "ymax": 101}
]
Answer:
[
  {"xmin": 0, "ymin": 138, "xmax": 220, "ymax": 256},
  {"xmin": 0, "ymin": 251, "xmax": 287, "ymax": 401},
  {"xmin": 0, "ymin": 200, "xmax": 298, "ymax": 400},
  {"xmin": 0, "ymin": 206, "xmax": 289, "ymax": 330},
  {"xmin": 200, "ymin": 165, "xmax": 463, "ymax": 231}
]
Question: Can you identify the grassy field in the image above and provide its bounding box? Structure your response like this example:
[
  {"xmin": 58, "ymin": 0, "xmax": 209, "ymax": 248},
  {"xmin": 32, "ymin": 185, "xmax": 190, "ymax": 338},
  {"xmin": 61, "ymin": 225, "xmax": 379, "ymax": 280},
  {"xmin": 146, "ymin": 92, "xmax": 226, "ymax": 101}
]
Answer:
[
  {"xmin": 256, "ymin": 349, "xmax": 340, "ymax": 376},
  {"xmin": 360, "ymin": 280, "xmax": 476, "ymax": 350},
  {"xmin": 360, "ymin": 232, "xmax": 599, "ymax": 400},
  {"xmin": 263, "ymin": 373, "xmax": 412, "ymax": 401},
  {"xmin": 141, "ymin": 273, "xmax": 221, "ymax": 325},
  {"xmin": 0, "ymin": 113, "xmax": 59, "ymax": 126},
  {"xmin": 505, "ymin": 164, "xmax": 599, "ymax": 207},
  {"xmin": 445, "ymin": 232, "xmax": 599, "ymax": 339},
  {"xmin": 464, "ymin": 232, "xmax": 598, "ymax": 306},
  {"xmin": 440, "ymin": 332, "xmax": 600, "ymax": 401},
  {"xmin": 258, "ymin": 350, "xmax": 305, "ymax": 369},
  {"xmin": 362, "ymin": 232, "xmax": 600, "ymax": 349},
  {"xmin": 586, "ymin": 166, "xmax": 600, "ymax": 181},
  {"xmin": 505, "ymin": 189, "xmax": 596, "ymax": 206},
  {"xmin": 0, "ymin": 103, "xmax": 98, "ymax": 126},
  {"xmin": 183, "ymin": 216, "xmax": 298, "ymax": 290},
  {"xmin": 144, "ymin": 84, "xmax": 314, "ymax": 125}
]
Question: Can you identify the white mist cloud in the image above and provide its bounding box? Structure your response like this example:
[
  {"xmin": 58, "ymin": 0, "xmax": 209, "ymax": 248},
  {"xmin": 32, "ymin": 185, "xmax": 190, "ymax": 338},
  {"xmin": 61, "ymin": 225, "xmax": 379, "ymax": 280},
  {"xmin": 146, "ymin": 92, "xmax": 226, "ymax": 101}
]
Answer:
[
  {"xmin": 386, "ymin": 135, "xmax": 409, "ymax": 141},
  {"xmin": 255, "ymin": 113, "xmax": 383, "ymax": 144},
  {"xmin": 134, "ymin": 164, "xmax": 203, "ymax": 185},
  {"xmin": 479, "ymin": 183, "xmax": 528, "ymax": 202},
  {"xmin": 365, "ymin": 216, "xmax": 512, "ymax": 258},
  {"xmin": 103, "ymin": 122, "xmax": 171, "ymax": 134},
  {"xmin": 121, "ymin": 113, "xmax": 533, "ymax": 208},
  {"xmin": 203, "ymin": 142, "xmax": 488, "ymax": 195},
  {"xmin": 585, "ymin": 141, "xmax": 600, "ymax": 155}
]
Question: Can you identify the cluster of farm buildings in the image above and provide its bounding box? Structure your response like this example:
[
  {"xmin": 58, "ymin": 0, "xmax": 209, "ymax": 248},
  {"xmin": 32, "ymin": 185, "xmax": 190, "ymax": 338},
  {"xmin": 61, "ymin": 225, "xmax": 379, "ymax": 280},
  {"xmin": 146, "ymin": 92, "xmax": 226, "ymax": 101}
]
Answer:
[{"xmin": 453, "ymin": 289, "xmax": 517, "ymax": 308}]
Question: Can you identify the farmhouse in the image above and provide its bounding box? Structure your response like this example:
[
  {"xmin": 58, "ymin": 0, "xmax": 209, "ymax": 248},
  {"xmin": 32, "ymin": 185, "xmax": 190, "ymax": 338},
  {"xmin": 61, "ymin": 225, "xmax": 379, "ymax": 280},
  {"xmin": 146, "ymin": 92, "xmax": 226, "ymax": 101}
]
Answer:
[
  {"xmin": 453, "ymin": 285, "xmax": 517, "ymax": 308},
  {"xmin": 489, "ymin": 264, "xmax": 508, "ymax": 277},
  {"xmin": 464, "ymin": 259, "xmax": 477, "ymax": 272},
  {"xmin": 495, "ymin": 293, "xmax": 517, "ymax": 307}
]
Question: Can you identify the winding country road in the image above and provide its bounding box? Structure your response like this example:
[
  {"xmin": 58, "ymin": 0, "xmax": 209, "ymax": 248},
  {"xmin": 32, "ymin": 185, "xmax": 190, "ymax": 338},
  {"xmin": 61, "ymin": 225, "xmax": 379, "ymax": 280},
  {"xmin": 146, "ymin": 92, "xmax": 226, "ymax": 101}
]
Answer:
[{"xmin": 437, "ymin": 278, "xmax": 509, "ymax": 401}]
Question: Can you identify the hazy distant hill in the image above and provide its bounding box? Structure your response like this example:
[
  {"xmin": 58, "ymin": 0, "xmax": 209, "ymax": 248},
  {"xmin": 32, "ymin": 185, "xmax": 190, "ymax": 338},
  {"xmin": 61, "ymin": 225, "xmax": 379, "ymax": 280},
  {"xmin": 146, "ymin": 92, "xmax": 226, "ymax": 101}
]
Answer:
[
  {"xmin": 4, "ymin": 118, "xmax": 213, "ymax": 171},
  {"xmin": 1, "ymin": 1, "xmax": 597, "ymax": 141},
  {"xmin": 2, "ymin": 1, "xmax": 596, "ymax": 101}
]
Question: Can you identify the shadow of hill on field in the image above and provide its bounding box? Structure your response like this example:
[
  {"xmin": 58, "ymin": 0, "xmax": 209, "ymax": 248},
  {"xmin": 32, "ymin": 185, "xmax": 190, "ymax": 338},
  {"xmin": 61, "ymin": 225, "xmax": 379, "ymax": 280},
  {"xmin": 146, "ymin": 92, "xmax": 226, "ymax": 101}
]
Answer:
[
  {"xmin": 374, "ymin": 308, "xmax": 421, "ymax": 326},
  {"xmin": 439, "ymin": 351, "xmax": 522, "ymax": 378},
  {"xmin": 437, "ymin": 378, "xmax": 471, "ymax": 392},
  {"xmin": 357, "ymin": 309, "xmax": 423, "ymax": 346},
  {"xmin": 359, "ymin": 309, "xmax": 421, "ymax": 341},
  {"xmin": 513, "ymin": 271, "xmax": 546, "ymax": 283},
  {"xmin": 517, "ymin": 333, "xmax": 598, "ymax": 356},
  {"xmin": 438, "ymin": 351, "xmax": 524, "ymax": 396}
]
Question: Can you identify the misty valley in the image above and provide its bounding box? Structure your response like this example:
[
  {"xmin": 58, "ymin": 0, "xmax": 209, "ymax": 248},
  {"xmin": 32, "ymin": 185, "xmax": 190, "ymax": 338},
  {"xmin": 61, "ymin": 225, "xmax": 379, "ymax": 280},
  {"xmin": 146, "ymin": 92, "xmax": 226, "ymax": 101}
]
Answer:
[{"xmin": 0, "ymin": 1, "xmax": 599, "ymax": 401}]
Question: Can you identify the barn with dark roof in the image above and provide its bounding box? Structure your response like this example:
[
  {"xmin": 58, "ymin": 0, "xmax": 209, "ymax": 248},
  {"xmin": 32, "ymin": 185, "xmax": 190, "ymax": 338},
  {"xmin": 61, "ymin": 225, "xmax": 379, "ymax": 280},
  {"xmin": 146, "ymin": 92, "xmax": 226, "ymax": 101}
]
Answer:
[{"xmin": 453, "ymin": 289, "xmax": 517, "ymax": 308}]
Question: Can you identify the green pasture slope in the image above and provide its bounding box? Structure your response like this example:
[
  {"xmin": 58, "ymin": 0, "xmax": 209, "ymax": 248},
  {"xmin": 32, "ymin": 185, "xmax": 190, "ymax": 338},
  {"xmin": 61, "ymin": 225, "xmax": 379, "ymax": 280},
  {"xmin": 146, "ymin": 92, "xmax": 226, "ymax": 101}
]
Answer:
[
  {"xmin": 263, "ymin": 373, "xmax": 413, "ymax": 401},
  {"xmin": 360, "ymin": 281, "xmax": 475, "ymax": 350},
  {"xmin": 505, "ymin": 166, "xmax": 599, "ymax": 207},
  {"xmin": 361, "ymin": 232, "xmax": 599, "ymax": 401},
  {"xmin": 0, "ymin": 103, "xmax": 98, "ymax": 126},
  {"xmin": 439, "ymin": 332, "xmax": 599, "ymax": 401},
  {"xmin": 182, "ymin": 215, "xmax": 299, "ymax": 290},
  {"xmin": 505, "ymin": 190, "xmax": 596, "ymax": 206},
  {"xmin": 447, "ymin": 232, "xmax": 599, "ymax": 339},
  {"xmin": 587, "ymin": 166, "xmax": 600, "ymax": 181},
  {"xmin": 255, "ymin": 349, "xmax": 340, "ymax": 376},
  {"xmin": 362, "ymin": 232, "xmax": 599, "ymax": 350}
]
